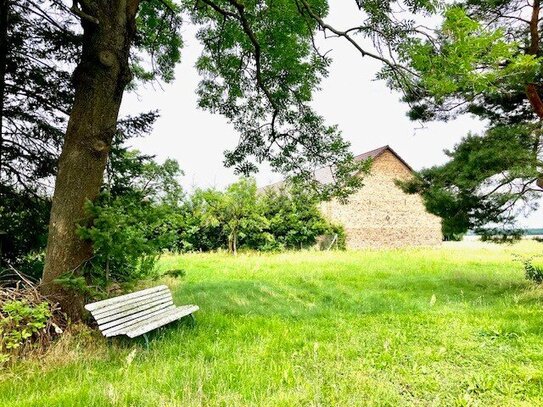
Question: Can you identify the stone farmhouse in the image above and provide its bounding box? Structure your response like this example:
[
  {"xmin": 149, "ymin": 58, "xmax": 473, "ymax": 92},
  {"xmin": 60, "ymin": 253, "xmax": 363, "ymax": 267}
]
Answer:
[
  {"xmin": 318, "ymin": 146, "xmax": 442, "ymax": 248},
  {"xmin": 263, "ymin": 145, "xmax": 443, "ymax": 249}
]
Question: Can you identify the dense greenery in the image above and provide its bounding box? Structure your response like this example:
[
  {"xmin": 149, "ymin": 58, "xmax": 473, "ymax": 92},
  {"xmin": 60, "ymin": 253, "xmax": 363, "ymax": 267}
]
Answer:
[
  {"xmin": 177, "ymin": 180, "xmax": 344, "ymax": 255},
  {"xmin": 47, "ymin": 157, "xmax": 343, "ymax": 298},
  {"xmin": 0, "ymin": 187, "xmax": 50, "ymax": 273},
  {"xmin": 260, "ymin": 185, "xmax": 344, "ymax": 250},
  {"xmin": 2, "ymin": 128, "xmax": 342, "ymax": 296},
  {"xmin": 0, "ymin": 300, "xmax": 51, "ymax": 362},
  {"xmin": 2, "ymin": 242, "xmax": 542, "ymax": 405}
]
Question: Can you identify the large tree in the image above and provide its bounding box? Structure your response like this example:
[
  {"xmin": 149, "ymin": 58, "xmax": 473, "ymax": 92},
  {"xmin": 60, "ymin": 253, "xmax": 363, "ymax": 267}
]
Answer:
[
  {"xmin": 0, "ymin": 1, "xmax": 161, "ymax": 274},
  {"xmin": 381, "ymin": 1, "xmax": 543, "ymax": 234},
  {"xmin": 39, "ymin": 0, "xmax": 183, "ymax": 317}
]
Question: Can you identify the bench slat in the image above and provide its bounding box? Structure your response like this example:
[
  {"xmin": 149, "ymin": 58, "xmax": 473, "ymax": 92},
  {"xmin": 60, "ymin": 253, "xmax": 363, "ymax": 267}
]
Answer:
[
  {"xmin": 92, "ymin": 292, "xmax": 172, "ymax": 322},
  {"xmin": 84, "ymin": 285, "xmax": 169, "ymax": 312},
  {"xmin": 99, "ymin": 302, "xmax": 175, "ymax": 331},
  {"xmin": 101, "ymin": 304, "xmax": 177, "ymax": 336},
  {"xmin": 91, "ymin": 290, "xmax": 172, "ymax": 318},
  {"xmin": 125, "ymin": 305, "xmax": 199, "ymax": 338},
  {"xmin": 95, "ymin": 296, "xmax": 173, "ymax": 326}
]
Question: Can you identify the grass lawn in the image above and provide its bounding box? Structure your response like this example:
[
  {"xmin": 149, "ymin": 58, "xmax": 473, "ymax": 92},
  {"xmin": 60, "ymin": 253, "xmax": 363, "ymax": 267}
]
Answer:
[{"xmin": 2, "ymin": 241, "xmax": 543, "ymax": 406}]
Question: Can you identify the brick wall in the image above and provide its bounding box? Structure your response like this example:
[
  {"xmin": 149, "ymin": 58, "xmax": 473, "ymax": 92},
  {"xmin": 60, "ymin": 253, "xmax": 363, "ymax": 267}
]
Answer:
[{"xmin": 320, "ymin": 150, "xmax": 442, "ymax": 249}]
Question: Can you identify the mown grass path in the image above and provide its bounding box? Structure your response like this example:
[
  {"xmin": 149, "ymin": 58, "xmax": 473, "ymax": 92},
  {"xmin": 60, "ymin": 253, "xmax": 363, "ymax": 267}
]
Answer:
[{"xmin": 2, "ymin": 242, "xmax": 542, "ymax": 406}]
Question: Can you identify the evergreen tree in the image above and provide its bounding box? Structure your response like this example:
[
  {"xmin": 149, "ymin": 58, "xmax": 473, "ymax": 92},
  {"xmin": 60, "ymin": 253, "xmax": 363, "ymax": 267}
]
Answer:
[{"xmin": 383, "ymin": 1, "xmax": 543, "ymax": 234}]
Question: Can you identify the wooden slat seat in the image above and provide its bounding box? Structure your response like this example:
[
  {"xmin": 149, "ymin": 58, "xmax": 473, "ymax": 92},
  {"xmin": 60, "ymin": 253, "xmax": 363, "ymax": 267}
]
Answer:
[{"xmin": 85, "ymin": 285, "xmax": 198, "ymax": 339}]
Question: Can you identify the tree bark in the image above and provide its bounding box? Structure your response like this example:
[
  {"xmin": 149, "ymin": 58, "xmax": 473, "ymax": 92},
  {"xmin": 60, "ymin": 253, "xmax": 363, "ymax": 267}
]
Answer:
[
  {"xmin": 227, "ymin": 229, "xmax": 238, "ymax": 255},
  {"xmin": 525, "ymin": 0, "xmax": 543, "ymax": 120},
  {"xmin": 0, "ymin": 0, "xmax": 9, "ymax": 175},
  {"xmin": 525, "ymin": 0, "xmax": 543, "ymax": 191},
  {"xmin": 41, "ymin": 0, "xmax": 140, "ymax": 320}
]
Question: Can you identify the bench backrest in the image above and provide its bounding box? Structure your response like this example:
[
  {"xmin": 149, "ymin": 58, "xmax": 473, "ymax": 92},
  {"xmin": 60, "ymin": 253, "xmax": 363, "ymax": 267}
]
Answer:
[{"xmin": 84, "ymin": 285, "xmax": 175, "ymax": 333}]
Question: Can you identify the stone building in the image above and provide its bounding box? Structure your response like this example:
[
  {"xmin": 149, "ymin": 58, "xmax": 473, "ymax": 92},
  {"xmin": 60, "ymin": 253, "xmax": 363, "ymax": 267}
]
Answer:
[
  {"xmin": 318, "ymin": 146, "xmax": 442, "ymax": 248},
  {"xmin": 262, "ymin": 145, "xmax": 442, "ymax": 249}
]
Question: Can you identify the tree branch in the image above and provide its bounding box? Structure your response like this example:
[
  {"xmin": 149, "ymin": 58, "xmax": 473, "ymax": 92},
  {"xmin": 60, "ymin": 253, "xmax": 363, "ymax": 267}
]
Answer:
[
  {"xmin": 297, "ymin": 0, "xmax": 417, "ymax": 78},
  {"xmin": 70, "ymin": 0, "xmax": 99, "ymax": 25}
]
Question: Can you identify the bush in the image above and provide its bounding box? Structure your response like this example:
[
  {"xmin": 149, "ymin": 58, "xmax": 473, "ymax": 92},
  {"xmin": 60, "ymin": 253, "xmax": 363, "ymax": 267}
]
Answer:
[
  {"xmin": 72, "ymin": 195, "xmax": 178, "ymax": 298},
  {"xmin": 257, "ymin": 185, "xmax": 342, "ymax": 250},
  {"xmin": 59, "ymin": 149, "xmax": 185, "ymax": 299},
  {"xmin": 1, "ymin": 300, "xmax": 51, "ymax": 356},
  {"xmin": 522, "ymin": 258, "xmax": 543, "ymax": 284},
  {"xmin": 0, "ymin": 272, "xmax": 66, "ymax": 364}
]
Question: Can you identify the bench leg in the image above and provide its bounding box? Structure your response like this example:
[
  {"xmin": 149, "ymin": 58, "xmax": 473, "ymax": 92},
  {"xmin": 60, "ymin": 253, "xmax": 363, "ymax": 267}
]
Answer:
[
  {"xmin": 143, "ymin": 333, "xmax": 150, "ymax": 349},
  {"xmin": 189, "ymin": 313, "xmax": 196, "ymax": 327}
]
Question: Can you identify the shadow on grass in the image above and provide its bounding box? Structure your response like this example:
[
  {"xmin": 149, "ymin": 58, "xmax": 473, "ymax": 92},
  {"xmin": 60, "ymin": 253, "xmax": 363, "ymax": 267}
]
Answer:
[
  {"xmin": 108, "ymin": 314, "xmax": 197, "ymax": 349},
  {"xmin": 174, "ymin": 272, "xmax": 534, "ymax": 320}
]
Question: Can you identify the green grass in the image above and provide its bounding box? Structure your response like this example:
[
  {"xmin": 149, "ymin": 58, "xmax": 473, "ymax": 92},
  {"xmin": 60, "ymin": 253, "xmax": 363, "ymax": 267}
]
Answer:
[{"xmin": 2, "ymin": 242, "xmax": 543, "ymax": 406}]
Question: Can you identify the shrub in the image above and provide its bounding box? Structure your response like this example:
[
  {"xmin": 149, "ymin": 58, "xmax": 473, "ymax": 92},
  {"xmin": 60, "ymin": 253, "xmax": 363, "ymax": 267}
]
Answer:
[
  {"xmin": 522, "ymin": 258, "xmax": 543, "ymax": 284},
  {"xmin": 260, "ymin": 185, "xmax": 340, "ymax": 250},
  {"xmin": 1, "ymin": 300, "xmax": 51, "ymax": 355},
  {"xmin": 62, "ymin": 149, "xmax": 185, "ymax": 299},
  {"xmin": 72, "ymin": 195, "xmax": 178, "ymax": 298},
  {"xmin": 0, "ymin": 272, "xmax": 66, "ymax": 364}
]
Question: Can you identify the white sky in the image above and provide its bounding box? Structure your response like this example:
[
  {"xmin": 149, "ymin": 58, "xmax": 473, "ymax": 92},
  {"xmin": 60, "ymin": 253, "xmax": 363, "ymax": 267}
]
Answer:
[{"xmin": 120, "ymin": 3, "xmax": 542, "ymax": 228}]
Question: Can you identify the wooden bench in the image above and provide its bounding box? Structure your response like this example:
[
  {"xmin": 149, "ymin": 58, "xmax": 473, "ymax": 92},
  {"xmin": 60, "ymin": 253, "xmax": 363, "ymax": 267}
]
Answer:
[{"xmin": 85, "ymin": 285, "xmax": 198, "ymax": 344}]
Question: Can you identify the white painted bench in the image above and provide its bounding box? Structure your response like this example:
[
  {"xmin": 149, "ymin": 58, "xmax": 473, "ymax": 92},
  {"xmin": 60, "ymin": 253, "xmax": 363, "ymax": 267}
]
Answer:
[{"xmin": 85, "ymin": 285, "xmax": 198, "ymax": 343}]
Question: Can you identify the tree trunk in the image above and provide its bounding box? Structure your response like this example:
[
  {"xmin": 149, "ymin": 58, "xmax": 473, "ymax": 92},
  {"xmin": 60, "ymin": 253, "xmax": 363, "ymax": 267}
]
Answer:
[
  {"xmin": 525, "ymin": 2, "xmax": 543, "ymax": 192},
  {"xmin": 227, "ymin": 230, "xmax": 238, "ymax": 255},
  {"xmin": 41, "ymin": 0, "xmax": 140, "ymax": 320},
  {"xmin": 0, "ymin": 0, "xmax": 9, "ymax": 175}
]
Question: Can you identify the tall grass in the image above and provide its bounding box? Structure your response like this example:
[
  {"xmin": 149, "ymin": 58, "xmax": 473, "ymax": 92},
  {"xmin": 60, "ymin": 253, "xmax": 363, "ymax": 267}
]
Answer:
[{"xmin": 1, "ymin": 241, "xmax": 542, "ymax": 406}]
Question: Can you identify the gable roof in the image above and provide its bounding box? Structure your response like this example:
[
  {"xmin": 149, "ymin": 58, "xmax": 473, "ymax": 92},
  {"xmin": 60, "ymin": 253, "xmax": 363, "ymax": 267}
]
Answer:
[
  {"xmin": 260, "ymin": 145, "xmax": 413, "ymax": 190},
  {"xmin": 354, "ymin": 145, "xmax": 414, "ymax": 172}
]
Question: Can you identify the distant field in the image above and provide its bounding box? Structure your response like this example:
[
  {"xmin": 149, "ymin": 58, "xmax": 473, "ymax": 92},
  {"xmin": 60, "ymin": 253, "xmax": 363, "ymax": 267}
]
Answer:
[
  {"xmin": 1, "ymin": 241, "xmax": 543, "ymax": 406},
  {"xmin": 466, "ymin": 228, "xmax": 543, "ymax": 238}
]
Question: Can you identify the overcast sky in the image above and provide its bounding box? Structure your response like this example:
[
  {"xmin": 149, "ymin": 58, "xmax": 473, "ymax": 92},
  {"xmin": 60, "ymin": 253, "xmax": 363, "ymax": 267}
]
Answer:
[{"xmin": 120, "ymin": 3, "xmax": 542, "ymax": 228}]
